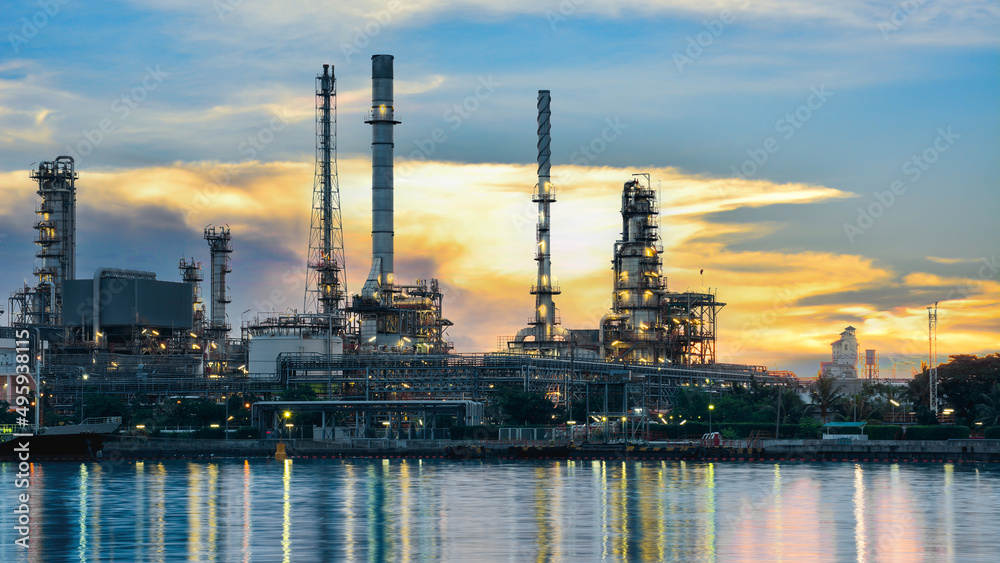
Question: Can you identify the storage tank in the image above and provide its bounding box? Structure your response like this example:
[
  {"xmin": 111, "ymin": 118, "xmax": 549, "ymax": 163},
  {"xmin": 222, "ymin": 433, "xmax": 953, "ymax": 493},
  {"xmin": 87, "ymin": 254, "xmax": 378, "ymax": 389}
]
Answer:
[{"xmin": 247, "ymin": 326, "xmax": 343, "ymax": 379}]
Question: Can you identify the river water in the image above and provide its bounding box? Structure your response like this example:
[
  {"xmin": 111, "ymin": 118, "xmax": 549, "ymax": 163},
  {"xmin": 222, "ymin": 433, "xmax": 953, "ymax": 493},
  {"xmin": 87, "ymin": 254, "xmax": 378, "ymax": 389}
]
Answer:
[{"xmin": 0, "ymin": 458, "xmax": 997, "ymax": 562}]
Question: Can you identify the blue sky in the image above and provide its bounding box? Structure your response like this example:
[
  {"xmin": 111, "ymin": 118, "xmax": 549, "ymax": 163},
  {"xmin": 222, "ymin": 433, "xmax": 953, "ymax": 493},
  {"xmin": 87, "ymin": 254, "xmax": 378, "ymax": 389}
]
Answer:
[{"xmin": 1, "ymin": 0, "xmax": 997, "ymax": 376}]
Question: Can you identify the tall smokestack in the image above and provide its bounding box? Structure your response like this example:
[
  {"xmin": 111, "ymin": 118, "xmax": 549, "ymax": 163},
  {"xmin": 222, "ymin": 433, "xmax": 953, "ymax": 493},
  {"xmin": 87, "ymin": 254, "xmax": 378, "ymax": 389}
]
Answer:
[
  {"xmin": 366, "ymin": 54, "xmax": 399, "ymax": 287},
  {"xmin": 534, "ymin": 90, "xmax": 558, "ymax": 341}
]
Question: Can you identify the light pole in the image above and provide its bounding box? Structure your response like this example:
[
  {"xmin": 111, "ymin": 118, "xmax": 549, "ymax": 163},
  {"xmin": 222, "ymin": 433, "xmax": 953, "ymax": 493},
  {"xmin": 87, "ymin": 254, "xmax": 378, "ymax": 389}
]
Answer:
[
  {"xmin": 708, "ymin": 404, "xmax": 714, "ymax": 434},
  {"xmin": 889, "ymin": 399, "xmax": 900, "ymax": 424}
]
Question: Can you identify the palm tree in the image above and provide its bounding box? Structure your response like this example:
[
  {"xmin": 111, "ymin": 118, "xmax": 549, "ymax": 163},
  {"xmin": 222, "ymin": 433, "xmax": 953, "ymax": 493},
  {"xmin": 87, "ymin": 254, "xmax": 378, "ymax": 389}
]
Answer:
[
  {"xmin": 810, "ymin": 372, "xmax": 844, "ymax": 423},
  {"xmin": 842, "ymin": 392, "xmax": 876, "ymax": 422},
  {"xmin": 975, "ymin": 383, "xmax": 1000, "ymax": 427}
]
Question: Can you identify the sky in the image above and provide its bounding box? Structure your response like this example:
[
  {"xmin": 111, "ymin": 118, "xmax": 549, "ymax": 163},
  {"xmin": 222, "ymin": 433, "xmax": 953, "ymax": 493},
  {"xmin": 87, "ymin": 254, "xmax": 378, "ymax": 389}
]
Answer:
[{"xmin": 0, "ymin": 0, "xmax": 997, "ymax": 378}]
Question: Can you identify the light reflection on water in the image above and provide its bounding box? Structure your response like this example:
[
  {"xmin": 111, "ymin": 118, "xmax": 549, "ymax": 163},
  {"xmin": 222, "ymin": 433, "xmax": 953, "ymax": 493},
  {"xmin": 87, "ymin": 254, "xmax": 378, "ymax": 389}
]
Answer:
[{"xmin": 0, "ymin": 459, "xmax": 998, "ymax": 562}]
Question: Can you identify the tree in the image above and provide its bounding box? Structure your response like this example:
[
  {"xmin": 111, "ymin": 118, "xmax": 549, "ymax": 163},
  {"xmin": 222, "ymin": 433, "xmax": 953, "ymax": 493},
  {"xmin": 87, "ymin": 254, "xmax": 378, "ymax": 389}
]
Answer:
[
  {"xmin": 495, "ymin": 387, "xmax": 557, "ymax": 426},
  {"xmin": 280, "ymin": 386, "xmax": 317, "ymax": 402},
  {"xmin": 809, "ymin": 372, "xmax": 844, "ymax": 423},
  {"xmin": 841, "ymin": 392, "xmax": 876, "ymax": 422},
  {"xmin": 975, "ymin": 383, "xmax": 1000, "ymax": 427},
  {"xmin": 82, "ymin": 394, "xmax": 129, "ymax": 422},
  {"xmin": 0, "ymin": 401, "xmax": 18, "ymax": 425},
  {"xmin": 938, "ymin": 354, "xmax": 1000, "ymax": 422}
]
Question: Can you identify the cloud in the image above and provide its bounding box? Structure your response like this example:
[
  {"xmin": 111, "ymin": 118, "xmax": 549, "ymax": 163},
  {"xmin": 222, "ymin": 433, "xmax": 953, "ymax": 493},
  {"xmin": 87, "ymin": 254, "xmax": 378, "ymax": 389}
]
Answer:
[
  {"xmin": 127, "ymin": 0, "xmax": 1000, "ymax": 48},
  {"xmin": 2, "ymin": 152, "xmax": 997, "ymax": 375}
]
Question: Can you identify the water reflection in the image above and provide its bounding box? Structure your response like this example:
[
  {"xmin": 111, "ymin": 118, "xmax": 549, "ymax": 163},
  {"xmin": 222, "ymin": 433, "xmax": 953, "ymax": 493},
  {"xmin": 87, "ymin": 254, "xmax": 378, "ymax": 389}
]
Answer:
[
  {"xmin": 1, "ymin": 459, "xmax": 998, "ymax": 562},
  {"xmin": 282, "ymin": 459, "xmax": 292, "ymax": 563}
]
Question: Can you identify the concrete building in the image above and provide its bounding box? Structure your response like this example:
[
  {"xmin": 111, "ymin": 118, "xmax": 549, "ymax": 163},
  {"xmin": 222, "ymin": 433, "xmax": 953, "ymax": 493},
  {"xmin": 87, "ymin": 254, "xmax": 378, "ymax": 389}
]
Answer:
[{"xmin": 822, "ymin": 325, "xmax": 859, "ymax": 379}]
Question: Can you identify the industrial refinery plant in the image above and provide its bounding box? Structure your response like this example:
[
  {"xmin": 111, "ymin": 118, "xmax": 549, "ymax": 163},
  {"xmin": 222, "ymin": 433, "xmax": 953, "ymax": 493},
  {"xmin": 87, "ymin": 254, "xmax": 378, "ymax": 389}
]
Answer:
[{"xmin": 2, "ymin": 55, "xmax": 797, "ymax": 436}]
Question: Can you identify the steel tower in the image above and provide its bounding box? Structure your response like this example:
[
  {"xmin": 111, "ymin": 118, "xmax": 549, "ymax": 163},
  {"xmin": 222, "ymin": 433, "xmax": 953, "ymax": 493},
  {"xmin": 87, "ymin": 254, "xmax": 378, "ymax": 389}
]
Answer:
[
  {"xmin": 305, "ymin": 63, "xmax": 346, "ymax": 327},
  {"xmin": 30, "ymin": 156, "xmax": 77, "ymax": 326}
]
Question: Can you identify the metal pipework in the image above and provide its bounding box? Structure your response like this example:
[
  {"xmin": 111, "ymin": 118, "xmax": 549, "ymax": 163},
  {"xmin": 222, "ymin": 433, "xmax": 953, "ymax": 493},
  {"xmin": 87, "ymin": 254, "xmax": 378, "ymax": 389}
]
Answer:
[
  {"xmin": 365, "ymin": 54, "xmax": 399, "ymax": 287},
  {"xmin": 534, "ymin": 90, "xmax": 556, "ymax": 341}
]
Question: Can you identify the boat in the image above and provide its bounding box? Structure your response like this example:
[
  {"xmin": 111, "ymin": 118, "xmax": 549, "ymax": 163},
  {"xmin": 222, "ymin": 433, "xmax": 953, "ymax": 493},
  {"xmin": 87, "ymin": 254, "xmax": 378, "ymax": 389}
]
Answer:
[{"xmin": 0, "ymin": 417, "xmax": 122, "ymax": 460}]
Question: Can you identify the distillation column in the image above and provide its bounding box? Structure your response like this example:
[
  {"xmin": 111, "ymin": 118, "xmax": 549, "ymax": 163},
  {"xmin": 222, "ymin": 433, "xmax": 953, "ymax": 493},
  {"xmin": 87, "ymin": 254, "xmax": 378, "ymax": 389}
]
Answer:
[
  {"xmin": 364, "ymin": 54, "xmax": 399, "ymax": 292},
  {"xmin": 204, "ymin": 226, "xmax": 232, "ymax": 344},
  {"xmin": 179, "ymin": 257, "xmax": 205, "ymax": 335},
  {"xmin": 532, "ymin": 90, "xmax": 560, "ymax": 342},
  {"xmin": 30, "ymin": 156, "xmax": 77, "ymax": 325}
]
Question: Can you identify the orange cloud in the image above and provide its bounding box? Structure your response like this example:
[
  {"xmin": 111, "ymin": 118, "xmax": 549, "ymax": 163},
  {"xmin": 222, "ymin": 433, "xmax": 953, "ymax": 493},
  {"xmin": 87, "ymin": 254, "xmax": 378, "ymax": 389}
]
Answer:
[{"xmin": 1, "ymin": 158, "xmax": 995, "ymax": 375}]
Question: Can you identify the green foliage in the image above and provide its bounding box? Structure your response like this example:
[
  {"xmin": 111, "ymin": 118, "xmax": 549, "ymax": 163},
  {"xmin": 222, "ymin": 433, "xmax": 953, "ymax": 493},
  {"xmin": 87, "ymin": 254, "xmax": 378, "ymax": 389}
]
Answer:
[
  {"xmin": 913, "ymin": 405, "xmax": 938, "ymax": 426},
  {"xmin": 910, "ymin": 354, "xmax": 1000, "ymax": 421},
  {"xmin": 279, "ymin": 386, "xmax": 317, "ymax": 402},
  {"xmin": 796, "ymin": 418, "xmax": 822, "ymax": 439},
  {"xmin": 809, "ymin": 373, "xmax": 845, "ymax": 423},
  {"xmin": 667, "ymin": 384, "xmax": 806, "ymax": 427},
  {"xmin": 159, "ymin": 398, "xmax": 225, "ymax": 427},
  {"xmin": 720, "ymin": 427, "xmax": 738, "ymax": 440},
  {"xmin": 225, "ymin": 393, "xmax": 258, "ymax": 427},
  {"xmin": 984, "ymin": 426, "xmax": 1000, "ymax": 439},
  {"xmin": 864, "ymin": 425, "xmax": 902, "ymax": 440},
  {"xmin": 0, "ymin": 401, "xmax": 18, "ymax": 425},
  {"xmin": 974, "ymin": 383, "xmax": 1000, "ymax": 427},
  {"xmin": 495, "ymin": 387, "xmax": 558, "ymax": 426},
  {"xmin": 904, "ymin": 425, "xmax": 970, "ymax": 440},
  {"xmin": 82, "ymin": 394, "xmax": 129, "ymax": 421}
]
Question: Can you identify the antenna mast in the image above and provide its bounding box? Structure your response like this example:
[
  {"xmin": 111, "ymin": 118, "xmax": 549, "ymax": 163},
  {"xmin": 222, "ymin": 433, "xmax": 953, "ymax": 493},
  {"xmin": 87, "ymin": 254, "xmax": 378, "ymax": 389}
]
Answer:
[{"xmin": 305, "ymin": 63, "xmax": 346, "ymax": 330}]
